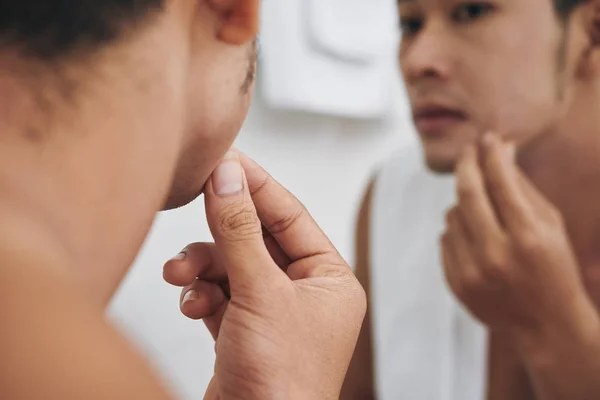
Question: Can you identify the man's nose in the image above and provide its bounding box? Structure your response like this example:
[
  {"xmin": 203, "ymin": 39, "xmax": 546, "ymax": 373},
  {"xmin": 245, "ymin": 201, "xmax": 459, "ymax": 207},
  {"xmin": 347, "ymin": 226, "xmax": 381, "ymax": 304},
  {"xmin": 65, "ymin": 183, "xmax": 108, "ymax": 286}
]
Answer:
[{"xmin": 401, "ymin": 23, "xmax": 453, "ymax": 83}]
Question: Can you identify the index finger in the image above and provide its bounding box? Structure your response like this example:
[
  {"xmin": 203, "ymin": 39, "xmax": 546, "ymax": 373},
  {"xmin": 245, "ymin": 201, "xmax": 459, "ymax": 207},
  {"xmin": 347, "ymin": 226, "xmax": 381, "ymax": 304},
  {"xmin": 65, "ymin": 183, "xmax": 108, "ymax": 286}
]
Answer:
[
  {"xmin": 480, "ymin": 133, "xmax": 535, "ymax": 233},
  {"xmin": 238, "ymin": 152, "xmax": 341, "ymax": 263},
  {"xmin": 455, "ymin": 144, "xmax": 504, "ymax": 244}
]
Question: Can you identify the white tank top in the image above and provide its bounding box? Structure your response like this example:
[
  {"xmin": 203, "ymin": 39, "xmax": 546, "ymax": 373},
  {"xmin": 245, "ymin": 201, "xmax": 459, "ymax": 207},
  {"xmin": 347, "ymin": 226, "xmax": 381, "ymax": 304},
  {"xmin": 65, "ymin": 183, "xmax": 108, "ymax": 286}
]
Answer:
[{"xmin": 370, "ymin": 146, "xmax": 488, "ymax": 400}]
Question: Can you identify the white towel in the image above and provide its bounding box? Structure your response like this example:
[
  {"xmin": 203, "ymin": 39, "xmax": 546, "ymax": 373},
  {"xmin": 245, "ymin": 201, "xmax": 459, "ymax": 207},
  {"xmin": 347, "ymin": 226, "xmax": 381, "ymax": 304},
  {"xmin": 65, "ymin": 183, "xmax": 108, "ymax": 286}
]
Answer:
[
  {"xmin": 306, "ymin": 0, "xmax": 396, "ymax": 63},
  {"xmin": 371, "ymin": 147, "xmax": 488, "ymax": 400},
  {"xmin": 258, "ymin": 0, "xmax": 399, "ymax": 118}
]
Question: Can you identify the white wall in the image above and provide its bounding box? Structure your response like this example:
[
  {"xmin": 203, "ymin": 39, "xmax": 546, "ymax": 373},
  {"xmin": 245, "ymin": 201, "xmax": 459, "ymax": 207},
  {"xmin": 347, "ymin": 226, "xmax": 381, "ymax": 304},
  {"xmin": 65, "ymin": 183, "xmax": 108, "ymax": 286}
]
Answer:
[{"xmin": 108, "ymin": 73, "xmax": 417, "ymax": 399}]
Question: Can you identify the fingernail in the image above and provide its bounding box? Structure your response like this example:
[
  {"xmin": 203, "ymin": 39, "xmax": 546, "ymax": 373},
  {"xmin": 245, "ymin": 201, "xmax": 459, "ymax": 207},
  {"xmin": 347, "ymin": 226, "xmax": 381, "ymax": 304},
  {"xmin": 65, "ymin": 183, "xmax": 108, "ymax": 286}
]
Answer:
[
  {"xmin": 212, "ymin": 151, "xmax": 243, "ymax": 196},
  {"xmin": 172, "ymin": 252, "xmax": 186, "ymax": 261},
  {"xmin": 182, "ymin": 290, "xmax": 199, "ymax": 305}
]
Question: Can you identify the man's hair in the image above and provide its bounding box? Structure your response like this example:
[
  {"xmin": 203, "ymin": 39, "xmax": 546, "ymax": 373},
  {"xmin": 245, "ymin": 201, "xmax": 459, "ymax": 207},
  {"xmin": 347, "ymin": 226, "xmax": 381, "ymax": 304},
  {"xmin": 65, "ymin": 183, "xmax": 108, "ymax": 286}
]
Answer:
[
  {"xmin": 555, "ymin": 0, "xmax": 587, "ymax": 19},
  {"xmin": 0, "ymin": 0, "xmax": 588, "ymax": 61},
  {"xmin": 0, "ymin": 0, "xmax": 164, "ymax": 61}
]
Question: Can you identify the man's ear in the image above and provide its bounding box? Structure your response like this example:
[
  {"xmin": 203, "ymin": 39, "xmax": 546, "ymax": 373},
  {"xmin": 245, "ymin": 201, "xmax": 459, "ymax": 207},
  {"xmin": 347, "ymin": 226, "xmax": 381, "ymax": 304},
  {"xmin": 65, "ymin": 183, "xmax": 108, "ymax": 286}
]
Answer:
[
  {"xmin": 208, "ymin": 0, "xmax": 260, "ymax": 45},
  {"xmin": 574, "ymin": 0, "xmax": 600, "ymax": 78},
  {"xmin": 588, "ymin": 0, "xmax": 600, "ymax": 45}
]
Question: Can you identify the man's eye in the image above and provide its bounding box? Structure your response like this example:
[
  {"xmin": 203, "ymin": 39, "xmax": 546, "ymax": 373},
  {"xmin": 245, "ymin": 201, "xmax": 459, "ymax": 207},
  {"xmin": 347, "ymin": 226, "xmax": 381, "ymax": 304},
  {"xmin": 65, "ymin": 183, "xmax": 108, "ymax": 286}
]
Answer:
[
  {"xmin": 452, "ymin": 3, "xmax": 494, "ymax": 23},
  {"xmin": 399, "ymin": 18, "xmax": 424, "ymax": 36}
]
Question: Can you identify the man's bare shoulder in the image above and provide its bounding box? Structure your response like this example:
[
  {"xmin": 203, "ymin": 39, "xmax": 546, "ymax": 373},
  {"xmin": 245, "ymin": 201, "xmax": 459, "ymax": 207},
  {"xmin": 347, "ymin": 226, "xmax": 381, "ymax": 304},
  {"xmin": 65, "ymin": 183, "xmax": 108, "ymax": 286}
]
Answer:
[{"xmin": 0, "ymin": 217, "xmax": 171, "ymax": 399}]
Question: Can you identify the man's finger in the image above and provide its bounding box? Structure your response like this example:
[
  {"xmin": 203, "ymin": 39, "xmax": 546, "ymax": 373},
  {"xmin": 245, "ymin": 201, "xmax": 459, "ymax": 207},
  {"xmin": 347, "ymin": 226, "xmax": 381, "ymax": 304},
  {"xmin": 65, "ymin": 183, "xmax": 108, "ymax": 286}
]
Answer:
[
  {"xmin": 455, "ymin": 144, "xmax": 504, "ymax": 246},
  {"xmin": 441, "ymin": 233, "xmax": 462, "ymax": 296},
  {"xmin": 163, "ymin": 243, "xmax": 224, "ymax": 287},
  {"xmin": 180, "ymin": 280, "xmax": 228, "ymax": 340},
  {"xmin": 204, "ymin": 151, "xmax": 286, "ymax": 290},
  {"xmin": 446, "ymin": 207, "xmax": 479, "ymax": 280},
  {"xmin": 262, "ymin": 228, "xmax": 292, "ymax": 269},
  {"xmin": 203, "ymin": 375, "xmax": 219, "ymax": 400},
  {"xmin": 480, "ymin": 133, "xmax": 535, "ymax": 234},
  {"xmin": 164, "ymin": 238, "xmax": 290, "ymax": 288},
  {"xmin": 238, "ymin": 152, "xmax": 341, "ymax": 265}
]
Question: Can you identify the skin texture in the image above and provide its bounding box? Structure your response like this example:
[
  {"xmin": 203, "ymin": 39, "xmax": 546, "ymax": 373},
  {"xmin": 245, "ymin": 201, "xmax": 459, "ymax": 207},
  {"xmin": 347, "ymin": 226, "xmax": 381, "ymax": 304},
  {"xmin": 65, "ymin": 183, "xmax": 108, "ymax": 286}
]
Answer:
[{"xmin": 0, "ymin": 0, "xmax": 366, "ymax": 398}]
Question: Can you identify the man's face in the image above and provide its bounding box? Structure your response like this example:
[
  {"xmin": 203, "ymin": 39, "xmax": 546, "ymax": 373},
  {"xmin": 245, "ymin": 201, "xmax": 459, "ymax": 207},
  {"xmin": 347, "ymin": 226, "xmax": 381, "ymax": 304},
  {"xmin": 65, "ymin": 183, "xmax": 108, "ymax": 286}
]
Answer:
[
  {"xmin": 163, "ymin": 2, "xmax": 258, "ymax": 210},
  {"xmin": 399, "ymin": 0, "xmax": 572, "ymax": 173}
]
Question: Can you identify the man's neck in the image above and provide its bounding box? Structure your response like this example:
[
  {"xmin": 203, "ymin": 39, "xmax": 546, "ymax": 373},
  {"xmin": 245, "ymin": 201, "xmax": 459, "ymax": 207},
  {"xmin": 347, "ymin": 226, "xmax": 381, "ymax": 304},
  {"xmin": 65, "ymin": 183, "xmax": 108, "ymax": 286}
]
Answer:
[
  {"xmin": 0, "ymin": 35, "xmax": 186, "ymax": 307},
  {"xmin": 519, "ymin": 80, "xmax": 600, "ymax": 300}
]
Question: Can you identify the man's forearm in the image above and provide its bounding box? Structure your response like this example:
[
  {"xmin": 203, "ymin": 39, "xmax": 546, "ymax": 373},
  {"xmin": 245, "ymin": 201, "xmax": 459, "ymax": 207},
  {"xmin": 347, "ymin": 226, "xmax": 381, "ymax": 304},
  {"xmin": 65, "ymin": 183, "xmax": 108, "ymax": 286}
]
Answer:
[
  {"xmin": 515, "ymin": 298, "xmax": 600, "ymax": 400},
  {"xmin": 487, "ymin": 332, "xmax": 536, "ymax": 400}
]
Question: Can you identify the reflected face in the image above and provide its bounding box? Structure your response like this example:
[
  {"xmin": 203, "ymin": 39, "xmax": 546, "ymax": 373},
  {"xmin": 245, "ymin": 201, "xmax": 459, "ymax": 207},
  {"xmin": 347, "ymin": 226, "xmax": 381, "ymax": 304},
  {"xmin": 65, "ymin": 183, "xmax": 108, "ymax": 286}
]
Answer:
[{"xmin": 398, "ymin": 0, "xmax": 572, "ymax": 172}]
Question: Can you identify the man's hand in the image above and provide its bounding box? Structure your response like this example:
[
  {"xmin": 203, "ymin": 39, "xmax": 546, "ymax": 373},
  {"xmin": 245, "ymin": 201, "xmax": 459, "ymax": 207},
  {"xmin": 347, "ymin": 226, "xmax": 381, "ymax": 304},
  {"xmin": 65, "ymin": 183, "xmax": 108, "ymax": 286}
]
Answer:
[
  {"xmin": 441, "ymin": 133, "xmax": 593, "ymax": 333},
  {"xmin": 163, "ymin": 151, "xmax": 366, "ymax": 400},
  {"xmin": 441, "ymin": 133, "xmax": 600, "ymax": 400}
]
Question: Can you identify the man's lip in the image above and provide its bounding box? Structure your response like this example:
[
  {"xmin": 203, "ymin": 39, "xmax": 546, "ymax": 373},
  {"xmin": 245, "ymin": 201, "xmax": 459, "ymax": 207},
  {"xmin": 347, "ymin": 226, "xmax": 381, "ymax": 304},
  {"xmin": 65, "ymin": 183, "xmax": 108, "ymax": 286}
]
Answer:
[
  {"xmin": 412, "ymin": 105, "xmax": 467, "ymax": 134},
  {"xmin": 412, "ymin": 104, "xmax": 466, "ymax": 120}
]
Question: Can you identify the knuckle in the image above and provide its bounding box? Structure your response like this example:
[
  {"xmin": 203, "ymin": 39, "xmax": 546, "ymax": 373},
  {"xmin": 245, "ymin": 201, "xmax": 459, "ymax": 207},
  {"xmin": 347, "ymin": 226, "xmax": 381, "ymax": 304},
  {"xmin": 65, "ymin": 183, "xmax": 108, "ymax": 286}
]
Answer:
[
  {"xmin": 440, "ymin": 231, "xmax": 450, "ymax": 246},
  {"xmin": 548, "ymin": 207, "xmax": 565, "ymax": 227},
  {"xmin": 484, "ymin": 175, "xmax": 502, "ymax": 197},
  {"xmin": 249, "ymin": 172, "xmax": 271, "ymax": 196},
  {"xmin": 515, "ymin": 231, "xmax": 543, "ymax": 256},
  {"xmin": 445, "ymin": 206, "xmax": 458, "ymax": 226},
  {"xmin": 456, "ymin": 181, "xmax": 475, "ymax": 203},
  {"xmin": 452, "ymin": 281, "xmax": 469, "ymax": 303},
  {"xmin": 182, "ymin": 242, "xmax": 211, "ymax": 257},
  {"xmin": 462, "ymin": 269, "xmax": 481, "ymax": 287},
  {"xmin": 481, "ymin": 248, "xmax": 511, "ymax": 281},
  {"xmin": 482, "ymin": 244, "xmax": 505, "ymax": 267},
  {"xmin": 320, "ymin": 265, "xmax": 352, "ymax": 278},
  {"xmin": 266, "ymin": 204, "xmax": 306, "ymax": 235},
  {"xmin": 218, "ymin": 203, "xmax": 262, "ymax": 240},
  {"xmin": 483, "ymin": 261, "xmax": 509, "ymax": 282}
]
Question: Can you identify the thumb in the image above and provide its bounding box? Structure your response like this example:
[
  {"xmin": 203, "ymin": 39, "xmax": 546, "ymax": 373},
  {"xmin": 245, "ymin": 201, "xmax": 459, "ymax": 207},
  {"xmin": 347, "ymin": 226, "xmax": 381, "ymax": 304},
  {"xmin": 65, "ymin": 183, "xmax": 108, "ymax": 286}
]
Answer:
[{"xmin": 204, "ymin": 151, "xmax": 284, "ymax": 291}]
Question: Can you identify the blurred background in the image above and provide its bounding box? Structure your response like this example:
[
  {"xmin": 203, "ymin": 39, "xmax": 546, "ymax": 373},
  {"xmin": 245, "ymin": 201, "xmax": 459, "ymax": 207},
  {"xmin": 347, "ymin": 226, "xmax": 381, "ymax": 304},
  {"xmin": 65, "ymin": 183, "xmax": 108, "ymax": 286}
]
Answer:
[{"xmin": 108, "ymin": 1, "xmax": 417, "ymax": 398}]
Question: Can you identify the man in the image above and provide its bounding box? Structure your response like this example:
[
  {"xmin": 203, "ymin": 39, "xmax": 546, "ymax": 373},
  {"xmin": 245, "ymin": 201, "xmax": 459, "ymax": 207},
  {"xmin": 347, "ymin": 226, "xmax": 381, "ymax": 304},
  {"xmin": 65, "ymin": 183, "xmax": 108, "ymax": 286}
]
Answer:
[
  {"xmin": 170, "ymin": 0, "xmax": 600, "ymax": 397},
  {"xmin": 443, "ymin": 134, "xmax": 600, "ymax": 399},
  {"xmin": 0, "ymin": 1, "xmax": 366, "ymax": 399},
  {"xmin": 340, "ymin": 0, "xmax": 599, "ymax": 398},
  {"xmin": 284, "ymin": 0, "xmax": 593, "ymax": 398}
]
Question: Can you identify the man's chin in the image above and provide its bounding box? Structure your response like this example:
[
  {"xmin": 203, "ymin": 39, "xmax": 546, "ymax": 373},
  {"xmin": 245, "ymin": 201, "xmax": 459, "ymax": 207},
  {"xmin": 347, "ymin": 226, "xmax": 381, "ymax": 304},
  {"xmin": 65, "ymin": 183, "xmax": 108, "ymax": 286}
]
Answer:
[{"xmin": 161, "ymin": 184, "xmax": 206, "ymax": 211}]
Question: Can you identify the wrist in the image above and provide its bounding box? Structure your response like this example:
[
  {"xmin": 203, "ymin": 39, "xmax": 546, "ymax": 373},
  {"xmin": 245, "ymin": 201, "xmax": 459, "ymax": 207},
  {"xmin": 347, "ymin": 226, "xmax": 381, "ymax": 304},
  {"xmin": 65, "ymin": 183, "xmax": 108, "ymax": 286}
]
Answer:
[{"xmin": 512, "ymin": 294, "xmax": 600, "ymax": 370}]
